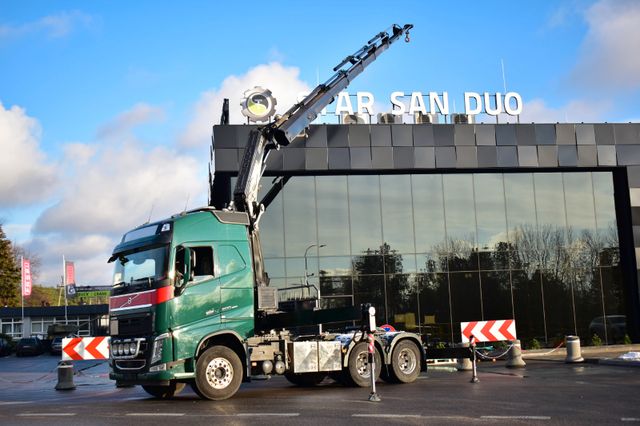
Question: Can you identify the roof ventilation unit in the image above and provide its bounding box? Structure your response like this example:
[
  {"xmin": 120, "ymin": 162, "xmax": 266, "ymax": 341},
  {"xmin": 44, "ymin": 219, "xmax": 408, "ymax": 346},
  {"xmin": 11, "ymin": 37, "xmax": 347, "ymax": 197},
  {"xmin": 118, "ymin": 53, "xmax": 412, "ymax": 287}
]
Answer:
[
  {"xmin": 451, "ymin": 113, "xmax": 475, "ymax": 124},
  {"xmin": 378, "ymin": 112, "xmax": 400, "ymax": 124},
  {"xmin": 342, "ymin": 113, "xmax": 367, "ymax": 124},
  {"xmin": 414, "ymin": 112, "xmax": 438, "ymax": 124}
]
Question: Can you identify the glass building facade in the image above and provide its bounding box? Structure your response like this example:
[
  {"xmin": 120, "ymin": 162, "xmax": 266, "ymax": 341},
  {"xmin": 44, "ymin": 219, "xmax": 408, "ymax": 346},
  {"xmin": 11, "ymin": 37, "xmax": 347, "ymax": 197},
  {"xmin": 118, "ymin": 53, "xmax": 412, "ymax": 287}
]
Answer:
[{"xmin": 257, "ymin": 171, "xmax": 625, "ymax": 346}]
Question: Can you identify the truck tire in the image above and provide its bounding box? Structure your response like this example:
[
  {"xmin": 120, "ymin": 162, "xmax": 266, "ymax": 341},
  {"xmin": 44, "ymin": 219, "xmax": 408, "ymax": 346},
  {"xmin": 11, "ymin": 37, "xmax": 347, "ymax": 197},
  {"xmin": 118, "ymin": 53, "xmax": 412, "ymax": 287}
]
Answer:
[
  {"xmin": 389, "ymin": 340, "xmax": 421, "ymax": 383},
  {"xmin": 345, "ymin": 341, "xmax": 381, "ymax": 387},
  {"xmin": 141, "ymin": 382, "xmax": 185, "ymax": 399},
  {"xmin": 284, "ymin": 372, "xmax": 326, "ymax": 387},
  {"xmin": 194, "ymin": 345, "xmax": 243, "ymax": 400}
]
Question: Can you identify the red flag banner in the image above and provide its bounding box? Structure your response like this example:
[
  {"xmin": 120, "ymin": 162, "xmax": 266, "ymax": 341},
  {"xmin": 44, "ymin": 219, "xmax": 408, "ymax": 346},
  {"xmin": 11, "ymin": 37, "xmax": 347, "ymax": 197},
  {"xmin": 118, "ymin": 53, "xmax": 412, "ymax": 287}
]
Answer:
[
  {"xmin": 65, "ymin": 261, "xmax": 75, "ymax": 285},
  {"xmin": 22, "ymin": 258, "xmax": 32, "ymax": 297}
]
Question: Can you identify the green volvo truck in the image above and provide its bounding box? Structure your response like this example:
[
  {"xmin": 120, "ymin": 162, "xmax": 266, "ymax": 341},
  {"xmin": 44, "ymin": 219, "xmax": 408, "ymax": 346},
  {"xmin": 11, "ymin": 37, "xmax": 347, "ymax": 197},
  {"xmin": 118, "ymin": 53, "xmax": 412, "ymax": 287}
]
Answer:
[{"xmin": 108, "ymin": 24, "xmax": 425, "ymax": 400}]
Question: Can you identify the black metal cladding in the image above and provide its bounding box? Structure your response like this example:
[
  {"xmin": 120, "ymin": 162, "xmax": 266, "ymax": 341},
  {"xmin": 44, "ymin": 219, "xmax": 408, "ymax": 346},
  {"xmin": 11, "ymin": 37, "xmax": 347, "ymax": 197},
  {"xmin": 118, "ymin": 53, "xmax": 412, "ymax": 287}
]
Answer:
[{"xmin": 212, "ymin": 122, "xmax": 640, "ymax": 343}]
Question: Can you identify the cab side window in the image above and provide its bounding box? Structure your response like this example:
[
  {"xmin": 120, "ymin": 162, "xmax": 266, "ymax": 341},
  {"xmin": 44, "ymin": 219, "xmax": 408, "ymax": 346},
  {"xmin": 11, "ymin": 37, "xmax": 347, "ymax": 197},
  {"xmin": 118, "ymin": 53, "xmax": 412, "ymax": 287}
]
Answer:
[
  {"xmin": 191, "ymin": 246, "xmax": 214, "ymax": 283},
  {"xmin": 215, "ymin": 245, "xmax": 246, "ymax": 277}
]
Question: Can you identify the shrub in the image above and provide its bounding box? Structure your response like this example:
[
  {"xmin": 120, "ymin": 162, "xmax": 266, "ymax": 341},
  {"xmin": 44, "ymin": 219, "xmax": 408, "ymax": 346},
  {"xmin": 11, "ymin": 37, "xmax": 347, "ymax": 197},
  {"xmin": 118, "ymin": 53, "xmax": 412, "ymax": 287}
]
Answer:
[
  {"xmin": 624, "ymin": 334, "xmax": 632, "ymax": 345},
  {"xmin": 591, "ymin": 334, "xmax": 603, "ymax": 346},
  {"xmin": 529, "ymin": 338, "xmax": 541, "ymax": 350}
]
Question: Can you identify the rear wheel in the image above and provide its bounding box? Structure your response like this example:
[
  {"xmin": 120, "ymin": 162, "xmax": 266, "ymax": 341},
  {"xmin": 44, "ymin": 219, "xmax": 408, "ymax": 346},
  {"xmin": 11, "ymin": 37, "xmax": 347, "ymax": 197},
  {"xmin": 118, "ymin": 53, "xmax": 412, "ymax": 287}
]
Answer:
[
  {"xmin": 194, "ymin": 345, "xmax": 243, "ymax": 400},
  {"xmin": 389, "ymin": 340, "xmax": 421, "ymax": 383},
  {"xmin": 284, "ymin": 372, "xmax": 326, "ymax": 387},
  {"xmin": 345, "ymin": 342, "xmax": 381, "ymax": 387},
  {"xmin": 141, "ymin": 382, "xmax": 185, "ymax": 399}
]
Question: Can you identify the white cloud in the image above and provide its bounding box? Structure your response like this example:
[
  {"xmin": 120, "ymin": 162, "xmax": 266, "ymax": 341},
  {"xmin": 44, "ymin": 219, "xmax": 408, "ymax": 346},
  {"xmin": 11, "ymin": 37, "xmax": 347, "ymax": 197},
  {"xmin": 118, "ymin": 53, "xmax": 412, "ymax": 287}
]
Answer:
[
  {"xmin": 0, "ymin": 10, "xmax": 93, "ymax": 40},
  {"xmin": 572, "ymin": 0, "xmax": 640, "ymax": 90},
  {"xmin": 0, "ymin": 102, "xmax": 58, "ymax": 207},
  {"xmin": 29, "ymin": 103, "xmax": 206, "ymax": 285},
  {"xmin": 180, "ymin": 62, "xmax": 311, "ymax": 148},
  {"xmin": 96, "ymin": 103, "xmax": 165, "ymax": 140}
]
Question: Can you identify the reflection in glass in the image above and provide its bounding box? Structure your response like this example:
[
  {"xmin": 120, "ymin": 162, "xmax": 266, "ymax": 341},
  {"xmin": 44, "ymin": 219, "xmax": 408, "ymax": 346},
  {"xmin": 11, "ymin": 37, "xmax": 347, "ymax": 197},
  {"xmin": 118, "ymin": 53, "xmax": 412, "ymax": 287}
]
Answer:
[
  {"xmin": 254, "ymin": 171, "xmax": 625, "ymax": 346},
  {"xmin": 475, "ymin": 174, "xmax": 508, "ymax": 250},
  {"xmin": 283, "ymin": 177, "xmax": 317, "ymax": 257},
  {"xmin": 443, "ymin": 174, "xmax": 476, "ymax": 250},
  {"xmin": 258, "ymin": 178, "xmax": 285, "ymax": 258},
  {"xmin": 412, "ymin": 175, "xmax": 446, "ymax": 253},
  {"xmin": 316, "ymin": 176, "xmax": 350, "ymax": 256},
  {"xmin": 381, "ymin": 175, "xmax": 415, "ymax": 253},
  {"xmin": 349, "ymin": 175, "xmax": 382, "ymax": 255}
]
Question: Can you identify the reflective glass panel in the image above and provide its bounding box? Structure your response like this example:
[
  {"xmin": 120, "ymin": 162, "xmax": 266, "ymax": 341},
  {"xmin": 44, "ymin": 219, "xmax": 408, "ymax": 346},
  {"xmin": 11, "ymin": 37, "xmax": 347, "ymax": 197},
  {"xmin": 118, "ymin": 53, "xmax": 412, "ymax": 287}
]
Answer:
[
  {"xmin": 283, "ymin": 177, "xmax": 318, "ymax": 257},
  {"xmin": 316, "ymin": 176, "xmax": 350, "ymax": 256},
  {"xmin": 412, "ymin": 175, "xmax": 446, "ymax": 253},
  {"xmin": 443, "ymin": 174, "xmax": 477, "ymax": 249},
  {"xmin": 348, "ymin": 175, "xmax": 383, "ymax": 255},
  {"xmin": 474, "ymin": 174, "xmax": 508, "ymax": 250},
  {"xmin": 380, "ymin": 175, "xmax": 415, "ymax": 254}
]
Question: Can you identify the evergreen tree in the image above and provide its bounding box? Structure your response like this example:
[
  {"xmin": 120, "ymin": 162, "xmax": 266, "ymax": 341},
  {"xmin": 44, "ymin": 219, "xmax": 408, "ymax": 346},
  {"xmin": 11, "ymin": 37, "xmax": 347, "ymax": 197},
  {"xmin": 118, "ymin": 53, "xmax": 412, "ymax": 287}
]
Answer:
[{"xmin": 0, "ymin": 224, "xmax": 20, "ymax": 307}]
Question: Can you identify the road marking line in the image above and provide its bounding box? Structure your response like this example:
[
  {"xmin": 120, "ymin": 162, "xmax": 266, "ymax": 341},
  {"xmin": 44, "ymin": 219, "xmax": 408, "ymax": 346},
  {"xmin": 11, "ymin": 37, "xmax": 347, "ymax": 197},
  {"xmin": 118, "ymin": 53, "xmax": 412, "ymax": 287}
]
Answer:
[
  {"xmin": 481, "ymin": 416, "xmax": 550, "ymax": 420},
  {"xmin": 0, "ymin": 401, "xmax": 32, "ymax": 405},
  {"xmin": 17, "ymin": 413, "xmax": 77, "ymax": 417},
  {"xmin": 237, "ymin": 413, "xmax": 300, "ymax": 417},
  {"xmin": 126, "ymin": 413, "xmax": 185, "ymax": 416},
  {"xmin": 353, "ymin": 414, "xmax": 422, "ymax": 419},
  {"xmin": 621, "ymin": 419, "xmax": 640, "ymax": 422}
]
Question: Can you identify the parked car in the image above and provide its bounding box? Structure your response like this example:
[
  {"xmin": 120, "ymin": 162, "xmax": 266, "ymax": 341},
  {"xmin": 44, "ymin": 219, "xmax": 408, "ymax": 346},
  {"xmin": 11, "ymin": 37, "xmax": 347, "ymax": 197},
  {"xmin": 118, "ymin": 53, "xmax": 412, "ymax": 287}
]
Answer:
[
  {"xmin": 50, "ymin": 337, "xmax": 63, "ymax": 355},
  {"xmin": 0, "ymin": 336, "xmax": 13, "ymax": 357},
  {"xmin": 16, "ymin": 337, "xmax": 44, "ymax": 357},
  {"xmin": 589, "ymin": 315, "xmax": 627, "ymax": 343}
]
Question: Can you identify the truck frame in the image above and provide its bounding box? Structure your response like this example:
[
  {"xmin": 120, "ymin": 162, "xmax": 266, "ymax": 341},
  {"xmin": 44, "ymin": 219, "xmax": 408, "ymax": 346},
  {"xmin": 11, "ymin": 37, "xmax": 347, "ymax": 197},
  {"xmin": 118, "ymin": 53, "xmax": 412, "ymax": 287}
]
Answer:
[{"xmin": 108, "ymin": 24, "xmax": 424, "ymax": 400}]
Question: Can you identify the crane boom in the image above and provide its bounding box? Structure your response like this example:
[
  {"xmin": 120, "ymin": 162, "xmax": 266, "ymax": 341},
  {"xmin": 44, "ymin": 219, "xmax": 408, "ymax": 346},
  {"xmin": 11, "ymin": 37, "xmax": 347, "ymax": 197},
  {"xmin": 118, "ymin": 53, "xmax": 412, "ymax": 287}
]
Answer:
[{"xmin": 231, "ymin": 24, "xmax": 413, "ymax": 228}]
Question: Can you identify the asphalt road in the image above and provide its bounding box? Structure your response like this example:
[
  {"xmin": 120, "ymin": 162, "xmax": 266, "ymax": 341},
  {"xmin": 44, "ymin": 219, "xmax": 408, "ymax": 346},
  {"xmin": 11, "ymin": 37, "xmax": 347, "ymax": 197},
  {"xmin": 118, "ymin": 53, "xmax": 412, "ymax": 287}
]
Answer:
[{"xmin": 0, "ymin": 354, "xmax": 639, "ymax": 425}]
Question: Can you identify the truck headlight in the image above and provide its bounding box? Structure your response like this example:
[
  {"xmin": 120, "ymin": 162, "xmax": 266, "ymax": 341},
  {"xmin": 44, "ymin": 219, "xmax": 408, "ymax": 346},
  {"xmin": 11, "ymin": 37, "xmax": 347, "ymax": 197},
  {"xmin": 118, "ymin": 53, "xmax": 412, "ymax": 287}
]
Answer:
[{"xmin": 151, "ymin": 334, "xmax": 169, "ymax": 364}]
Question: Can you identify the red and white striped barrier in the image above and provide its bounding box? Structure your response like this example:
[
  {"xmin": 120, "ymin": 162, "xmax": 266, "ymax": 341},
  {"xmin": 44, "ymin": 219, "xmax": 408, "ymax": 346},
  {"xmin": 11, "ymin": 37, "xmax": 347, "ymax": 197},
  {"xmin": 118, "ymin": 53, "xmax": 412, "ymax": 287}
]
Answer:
[
  {"xmin": 62, "ymin": 336, "xmax": 110, "ymax": 361},
  {"xmin": 460, "ymin": 319, "xmax": 516, "ymax": 343}
]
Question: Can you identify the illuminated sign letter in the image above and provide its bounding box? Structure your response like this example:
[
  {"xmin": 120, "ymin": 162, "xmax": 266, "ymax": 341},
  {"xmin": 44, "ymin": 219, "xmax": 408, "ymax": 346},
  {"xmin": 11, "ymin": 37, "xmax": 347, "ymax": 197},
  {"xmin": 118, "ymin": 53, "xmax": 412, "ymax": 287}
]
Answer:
[
  {"xmin": 390, "ymin": 92, "xmax": 405, "ymax": 115},
  {"xmin": 464, "ymin": 92, "xmax": 482, "ymax": 115},
  {"xmin": 504, "ymin": 92, "xmax": 523, "ymax": 115},
  {"xmin": 335, "ymin": 92, "xmax": 354, "ymax": 115},
  {"xmin": 484, "ymin": 92, "xmax": 503, "ymax": 116},
  {"xmin": 429, "ymin": 92, "xmax": 449, "ymax": 115},
  {"xmin": 409, "ymin": 92, "xmax": 427, "ymax": 115},
  {"xmin": 357, "ymin": 92, "xmax": 375, "ymax": 114}
]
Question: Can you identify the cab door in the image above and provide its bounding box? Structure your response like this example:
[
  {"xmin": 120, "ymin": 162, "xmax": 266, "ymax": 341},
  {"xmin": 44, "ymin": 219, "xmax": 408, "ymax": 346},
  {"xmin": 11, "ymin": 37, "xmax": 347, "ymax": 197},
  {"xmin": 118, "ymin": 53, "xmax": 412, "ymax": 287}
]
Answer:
[
  {"xmin": 216, "ymin": 243, "xmax": 254, "ymax": 326},
  {"xmin": 171, "ymin": 244, "xmax": 221, "ymax": 334}
]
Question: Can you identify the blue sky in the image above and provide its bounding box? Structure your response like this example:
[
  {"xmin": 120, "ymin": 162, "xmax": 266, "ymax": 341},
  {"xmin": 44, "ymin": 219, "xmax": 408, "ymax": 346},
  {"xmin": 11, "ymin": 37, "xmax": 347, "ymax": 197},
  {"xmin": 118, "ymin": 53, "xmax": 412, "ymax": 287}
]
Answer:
[{"xmin": 1, "ymin": 0, "xmax": 639, "ymax": 286}]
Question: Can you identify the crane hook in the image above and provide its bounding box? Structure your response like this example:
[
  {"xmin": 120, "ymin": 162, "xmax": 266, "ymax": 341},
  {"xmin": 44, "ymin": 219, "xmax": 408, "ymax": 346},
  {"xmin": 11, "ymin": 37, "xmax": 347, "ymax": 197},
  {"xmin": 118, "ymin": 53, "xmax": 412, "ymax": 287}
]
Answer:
[{"xmin": 405, "ymin": 30, "xmax": 410, "ymax": 43}]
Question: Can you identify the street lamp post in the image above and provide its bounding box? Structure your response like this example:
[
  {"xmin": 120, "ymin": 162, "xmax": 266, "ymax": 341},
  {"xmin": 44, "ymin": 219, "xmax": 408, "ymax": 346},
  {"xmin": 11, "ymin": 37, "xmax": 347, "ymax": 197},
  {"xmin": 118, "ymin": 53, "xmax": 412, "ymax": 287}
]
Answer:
[{"xmin": 304, "ymin": 243, "xmax": 326, "ymax": 332}]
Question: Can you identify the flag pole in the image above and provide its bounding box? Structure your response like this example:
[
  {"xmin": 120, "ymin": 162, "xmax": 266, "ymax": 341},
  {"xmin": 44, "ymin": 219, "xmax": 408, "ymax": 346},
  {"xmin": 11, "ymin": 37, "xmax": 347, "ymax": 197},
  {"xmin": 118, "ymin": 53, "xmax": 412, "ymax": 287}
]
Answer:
[
  {"xmin": 21, "ymin": 256, "xmax": 24, "ymax": 338},
  {"xmin": 63, "ymin": 255, "xmax": 68, "ymax": 323}
]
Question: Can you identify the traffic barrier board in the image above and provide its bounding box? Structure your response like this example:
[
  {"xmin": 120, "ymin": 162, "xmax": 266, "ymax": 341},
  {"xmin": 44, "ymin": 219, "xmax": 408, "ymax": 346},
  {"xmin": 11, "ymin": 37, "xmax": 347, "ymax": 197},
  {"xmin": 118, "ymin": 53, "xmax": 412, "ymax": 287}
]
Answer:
[
  {"xmin": 62, "ymin": 336, "xmax": 110, "ymax": 361},
  {"xmin": 460, "ymin": 319, "xmax": 516, "ymax": 343}
]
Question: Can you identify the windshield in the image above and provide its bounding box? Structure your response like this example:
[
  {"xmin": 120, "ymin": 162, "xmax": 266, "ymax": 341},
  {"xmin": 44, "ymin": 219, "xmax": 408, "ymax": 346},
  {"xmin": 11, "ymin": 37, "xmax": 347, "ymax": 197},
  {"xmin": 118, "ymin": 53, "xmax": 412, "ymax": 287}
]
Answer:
[{"xmin": 112, "ymin": 246, "xmax": 168, "ymax": 288}]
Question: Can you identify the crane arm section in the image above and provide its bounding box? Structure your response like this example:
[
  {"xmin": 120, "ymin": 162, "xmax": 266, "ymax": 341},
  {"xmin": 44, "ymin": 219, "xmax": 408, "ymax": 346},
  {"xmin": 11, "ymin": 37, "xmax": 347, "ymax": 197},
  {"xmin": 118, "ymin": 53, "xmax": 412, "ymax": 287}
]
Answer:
[{"xmin": 232, "ymin": 24, "xmax": 413, "ymax": 228}]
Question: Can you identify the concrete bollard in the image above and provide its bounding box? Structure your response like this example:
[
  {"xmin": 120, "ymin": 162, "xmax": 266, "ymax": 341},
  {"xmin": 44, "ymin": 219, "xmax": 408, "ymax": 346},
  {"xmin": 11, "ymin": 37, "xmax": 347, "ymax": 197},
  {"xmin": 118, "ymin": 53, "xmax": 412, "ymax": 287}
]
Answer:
[
  {"xmin": 55, "ymin": 361, "xmax": 76, "ymax": 391},
  {"xmin": 565, "ymin": 335, "xmax": 584, "ymax": 363},
  {"xmin": 505, "ymin": 339, "xmax": 526, "ymax": 368},
  {"xmin": 456, "ymin": 342, "xmax": 472, "ymax": 371}
]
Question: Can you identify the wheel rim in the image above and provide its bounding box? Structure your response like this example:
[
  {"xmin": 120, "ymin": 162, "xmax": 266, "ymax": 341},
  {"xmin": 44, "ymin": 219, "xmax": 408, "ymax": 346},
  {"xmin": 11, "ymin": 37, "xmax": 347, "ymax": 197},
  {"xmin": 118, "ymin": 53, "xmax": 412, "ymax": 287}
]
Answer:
[
  {"xmin": 356, "ymin": 351, "xmax": 371, "ymax": 378},
  {"xmin": 396, "ymin": 347, "xmax": 417, "ymax": 374},
  {"xmin": 205, "ymin": 357, "xmax": 234, "ymax": 389}
]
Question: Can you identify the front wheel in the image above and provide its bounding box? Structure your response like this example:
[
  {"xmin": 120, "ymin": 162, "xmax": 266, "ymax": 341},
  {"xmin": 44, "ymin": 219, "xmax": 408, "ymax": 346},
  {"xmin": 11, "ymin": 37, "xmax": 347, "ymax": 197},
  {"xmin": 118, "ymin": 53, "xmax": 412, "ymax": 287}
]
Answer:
[
  {"xmin": 194, "ymin": 345, "xmax": 243, "ymax": 400},
  {"xmin": 141, "ymin": 382, "xmax": 185, "ymax": 399}
]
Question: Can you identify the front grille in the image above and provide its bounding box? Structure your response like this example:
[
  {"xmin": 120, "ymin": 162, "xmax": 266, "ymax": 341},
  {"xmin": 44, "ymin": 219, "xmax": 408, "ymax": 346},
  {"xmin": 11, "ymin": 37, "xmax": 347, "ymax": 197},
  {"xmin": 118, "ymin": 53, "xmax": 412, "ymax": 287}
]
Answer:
[{"xmin": 115, "ymin": 313, "xmax": 153, "ymax": 336}]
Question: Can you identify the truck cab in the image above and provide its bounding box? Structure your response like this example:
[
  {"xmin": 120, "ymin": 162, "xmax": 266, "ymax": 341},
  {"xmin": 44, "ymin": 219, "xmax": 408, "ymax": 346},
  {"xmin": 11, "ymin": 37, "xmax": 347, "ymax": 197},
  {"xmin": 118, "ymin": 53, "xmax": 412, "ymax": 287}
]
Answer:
[{"xmin": 108, "ymin": 209, "xmax": 254, "ymax": 396}]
